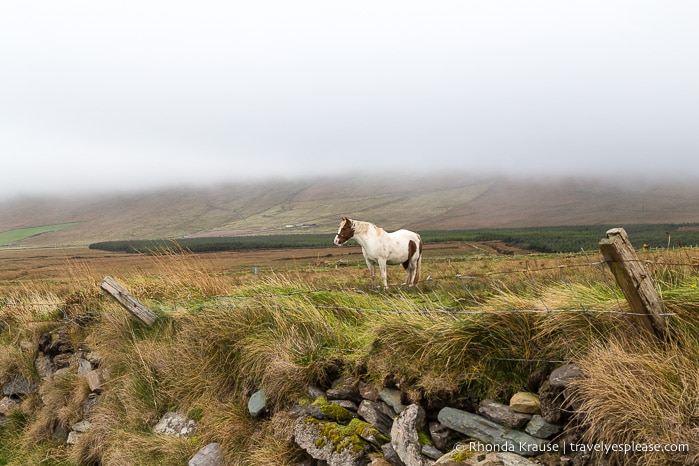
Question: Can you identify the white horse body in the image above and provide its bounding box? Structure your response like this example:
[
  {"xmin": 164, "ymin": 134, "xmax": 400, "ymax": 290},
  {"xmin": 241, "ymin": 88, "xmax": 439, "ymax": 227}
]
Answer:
[{"xmin": 334, "ymin": 217, "xmax": 422, "ymax": 288}]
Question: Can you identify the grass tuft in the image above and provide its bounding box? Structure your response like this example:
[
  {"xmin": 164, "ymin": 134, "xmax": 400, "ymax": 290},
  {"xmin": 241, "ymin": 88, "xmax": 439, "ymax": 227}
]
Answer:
[
  {"xmin": 1, "ymin": 247, "xmax": 698, "ymax": 464},
  {"xmin": 569, "ymin": 330, "xmax": 699, "ymax": 465}
]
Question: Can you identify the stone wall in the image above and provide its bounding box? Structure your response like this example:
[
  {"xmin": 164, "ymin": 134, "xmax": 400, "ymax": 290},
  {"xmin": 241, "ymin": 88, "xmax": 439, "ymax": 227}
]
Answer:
[
  {"xmin": 1, "ymin": 329, "xmax": 585, "ymax": 466},
  {"xmin": 251, "ymin": 363, "xmax": 585, "ymax": 466}
]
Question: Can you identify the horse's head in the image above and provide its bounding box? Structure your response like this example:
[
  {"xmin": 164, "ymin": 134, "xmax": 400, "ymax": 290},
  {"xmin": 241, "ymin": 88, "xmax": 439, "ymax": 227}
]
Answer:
[{"xmin": 334, "ymin": 216, "xmax": 354, "ymax": 246}]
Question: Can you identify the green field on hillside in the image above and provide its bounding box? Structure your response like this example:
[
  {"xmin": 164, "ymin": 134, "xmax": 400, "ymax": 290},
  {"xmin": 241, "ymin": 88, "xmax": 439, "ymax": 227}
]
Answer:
[
  {"xmin": 0, "ymin": 223, "xmax": 80, "ymax": 246},
  {"xmin": 88, "ymin": 223, "xmax": 699, "ymax": 254}
]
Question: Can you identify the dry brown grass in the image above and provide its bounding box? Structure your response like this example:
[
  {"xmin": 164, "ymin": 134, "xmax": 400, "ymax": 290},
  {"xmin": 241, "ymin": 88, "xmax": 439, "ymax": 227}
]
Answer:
[
  {"xmin": 23, "ymin": 373, "xmax": 90, "ymax": 444},
  {"xmin": 569, "ymin": 330, "xmax": 699, "ymax": 465},
  {"xmin": 1, "ymin": 246, "xmax": 698, "ymax": 465},
  {"xmin": 196, "ymin": 399, "xmax": 304, "ymax": 464}
]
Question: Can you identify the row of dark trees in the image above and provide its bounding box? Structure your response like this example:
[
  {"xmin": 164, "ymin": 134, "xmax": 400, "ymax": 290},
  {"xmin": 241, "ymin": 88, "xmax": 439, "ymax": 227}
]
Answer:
[{"xmin": 88, "ymin": 224, "xmax": 699, "ymax": 255}]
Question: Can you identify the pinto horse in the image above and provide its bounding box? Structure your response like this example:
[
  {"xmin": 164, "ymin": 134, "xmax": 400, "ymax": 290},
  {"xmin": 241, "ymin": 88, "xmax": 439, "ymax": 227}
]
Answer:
[{"xmin": 334, "ymin": 217, "xmax": 422, "ymax": 288}]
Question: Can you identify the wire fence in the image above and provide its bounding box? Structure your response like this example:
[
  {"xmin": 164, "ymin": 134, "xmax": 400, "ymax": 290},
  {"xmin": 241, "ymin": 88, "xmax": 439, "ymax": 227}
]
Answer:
[
  {"xmin": 1, "ymin": 255, "xmax": 697, "ymax": 321},
  {"xmin": 205, "ymin": 257, "xmax": 695, "ymax": 320}
]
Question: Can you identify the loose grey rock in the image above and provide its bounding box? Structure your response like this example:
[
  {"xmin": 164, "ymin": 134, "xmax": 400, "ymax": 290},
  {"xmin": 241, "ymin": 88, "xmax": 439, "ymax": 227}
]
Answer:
[
  {"xmin": 77, "ymin": 358, "xmax": 94, "ymax": 376},
  {"xmin": 525, "ymin": 415, "xmax": 561, "ymax": 439},
  {"xmin": 248, "ymin": 389, "xmax": 266, "ymax": 417},
  {"xmin": 549, "ymin": 363, "xmax": 582, "ymax": 389},
  {"xmin": 358, "ymin": 400, "xmax": 394, "ymax": 437},
  {"xmin": 189, "ymin": 442, "xmax": 225, "ymax": 466},
  {"xmin": 437, "ymin": 407, "xmax": 549, "ymax": 457},
  {"xmin": 421, "ymin": 444, "xmax": 443, "ymax": 460},
  {"xmin": 428, "ymin": 422, "xmax": 452, "ymax": 451},
  {"xmin": 83, "ymin": 392, "xmax": 99, "ymax": 419},
  {"xmin": 84, "ymin": 369, "xmax": 105, "ymax": 393},
  {"xmin": 380, "ymin": 388, "xmax": 406, "ymax": 414},
  {"xmin": 153, "ymin": 412, "xmax": 197, "ymax": 438},
  {"xmin": 71, "ymin": 420, "xmax": 92, "ymax": 433},
  {"xmin": 306, "ymin": 385, "xmax": 326, "ymax": 400},
  {"xmin": 327, "ymin": 377, "xmax": 362, "ymax": 403},
  {"xmin": 3, "ymin": 376, "xmax": 38, "ymax": 397},
  {"xmin": 360, "ymin": 423, "xmax": 390, "ymax": 448},
  {"xmin": 330, "ymin": 399, "xmax": 358, "ymax": 411},
  {"xmin": 85, "ymin": 351, "xmax": 103, "ymax": 367},
  {"xmin": 382, "ymin": 443, "xmax": 405, "ymax": 466},
  {"xmin": 391, "ymin": 404, "xmax": 433, "ymax": 466},
  {"xmin": 0, "ymin": 396, "xmax": 20, "ymax": 415},
  {"xmin": 478, "ymin": 399, "xmax": 532, "ymax": 429},
  {"xmin": 66, "ymin": 431, "xmax": 84, "ymax": 445},
  {"xmin": 359, "ymin": 380, "xmax": 381, "ymax": 402}
]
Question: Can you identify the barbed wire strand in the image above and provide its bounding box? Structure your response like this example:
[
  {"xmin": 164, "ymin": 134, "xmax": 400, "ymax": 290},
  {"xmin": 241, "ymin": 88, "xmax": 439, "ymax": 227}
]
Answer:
[
  {"xmin": 559, "ymin": 265, "xmax": 587, "ymax": 311},
  {"xmin": 206, "ymin": 301, "xmax": 675, "ymax": 318},
  {"xmin": 523, "ymin": 269, "xmax": 550, "ymax": 312},
  {"xmin": 2, "ymin": 257, "xmax": 695, "ymax": 320},
  {"xmin": 581, "ymin": 247, "xmax": 625, "ymax": 312},
  {"xmin": 456, "ymin": 276, "xmax": 483, "ymax": 308},
  {"xmin": 487, "ymin": 274, "xmax": 515, "ymax": 309}
]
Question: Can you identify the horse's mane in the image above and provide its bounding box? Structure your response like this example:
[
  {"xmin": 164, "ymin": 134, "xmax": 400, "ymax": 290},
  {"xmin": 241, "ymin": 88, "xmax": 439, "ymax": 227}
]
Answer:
[{"xmin": 353, "ymin": 219, "xmax": 384, "ymax": 235}]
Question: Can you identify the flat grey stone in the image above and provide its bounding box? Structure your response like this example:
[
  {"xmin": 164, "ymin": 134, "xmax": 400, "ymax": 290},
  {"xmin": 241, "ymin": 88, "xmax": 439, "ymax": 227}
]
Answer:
[
  {"xmin": 358, "ymin": 400, "xmax": 394, "ymax": 437},
  {"xmin": 189, "ymin": 442, "xmax": 225, "ymax": 466},
  {"xmin": 437, "ymin": 407, "xmax": 549, "ymax": 457},
  {"xmin": 525, "ymin": 415, "xmax": 561, "ymax": 439},
  {"xmin": 478, "ymin": 399, "xmax": 532, "ymax": 429}
]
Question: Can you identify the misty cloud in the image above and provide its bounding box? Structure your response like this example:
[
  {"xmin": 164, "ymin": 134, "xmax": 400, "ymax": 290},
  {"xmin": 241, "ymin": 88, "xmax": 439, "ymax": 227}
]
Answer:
[{"xmin": 1, "ymin": 1, "xmax": 698, "ymax": 199}]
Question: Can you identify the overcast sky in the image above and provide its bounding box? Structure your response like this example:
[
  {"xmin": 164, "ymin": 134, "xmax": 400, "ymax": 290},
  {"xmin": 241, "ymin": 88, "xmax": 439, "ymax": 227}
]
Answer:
[{"xmin": 1, "ymin": 1, "xmax": 698, "ymax": 199}]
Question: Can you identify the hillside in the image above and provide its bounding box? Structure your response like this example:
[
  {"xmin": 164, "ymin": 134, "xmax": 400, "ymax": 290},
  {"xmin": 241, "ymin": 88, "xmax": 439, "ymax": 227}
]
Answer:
[{"xmin": 2, "ymin": 174, "xmax": 699, "ymax": 248}]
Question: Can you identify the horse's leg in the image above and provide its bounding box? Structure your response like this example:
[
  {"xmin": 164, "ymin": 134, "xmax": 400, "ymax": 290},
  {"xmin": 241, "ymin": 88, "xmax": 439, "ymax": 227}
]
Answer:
[
  {"xmin": 406, "ymin": 266, "xmax": 415, "ymax": 287},
  {"xmin": 378, "ymin": 259, "xmax": 388, "ymax": 288},
  {"xmin": 365, "ymin": 259, "xmax": 377, "ymax": 287}
]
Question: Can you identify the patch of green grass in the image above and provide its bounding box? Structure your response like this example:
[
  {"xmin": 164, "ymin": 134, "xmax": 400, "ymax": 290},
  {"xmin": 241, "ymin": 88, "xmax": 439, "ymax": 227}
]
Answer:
[
  {"xmin": 0, "ymin": 223, "xmax": 80, "ymax": 246},
  {"xmin": 2, "ymin": 247, "xmax": 699, "ymax": 465}
]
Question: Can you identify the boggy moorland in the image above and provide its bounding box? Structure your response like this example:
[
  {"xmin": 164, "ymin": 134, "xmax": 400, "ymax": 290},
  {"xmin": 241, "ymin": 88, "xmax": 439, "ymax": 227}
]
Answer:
[{"xmin": 1, "ymin": 239, "xmax": 699, "ymax": 465}]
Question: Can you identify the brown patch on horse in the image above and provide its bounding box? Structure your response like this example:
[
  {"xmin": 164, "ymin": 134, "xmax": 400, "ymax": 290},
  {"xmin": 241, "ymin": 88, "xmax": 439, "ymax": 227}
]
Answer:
[
  {"xmin": 403, "ymin": 239, "xmax": 418, "ymax": 269},
  {"xmin": 336, "ymin": 217, "xmax": 355, "ymax": 244}
]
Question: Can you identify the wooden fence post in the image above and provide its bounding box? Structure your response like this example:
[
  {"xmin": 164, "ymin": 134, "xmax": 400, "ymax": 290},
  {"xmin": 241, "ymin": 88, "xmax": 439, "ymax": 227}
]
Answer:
[
  {"xmin": 599, "ymin": 228, "xmax": 669, "ymax": 340},
  {"xmin": 101, "ymin": 276, "xmax": 158, "ymax": 326}
]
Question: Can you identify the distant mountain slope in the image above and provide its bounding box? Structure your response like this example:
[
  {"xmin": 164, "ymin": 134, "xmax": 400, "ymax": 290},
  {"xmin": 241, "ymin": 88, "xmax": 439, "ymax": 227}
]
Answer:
[{"xmin": 2, "ymin": 174, "xmax": 699, "ymax": 247}]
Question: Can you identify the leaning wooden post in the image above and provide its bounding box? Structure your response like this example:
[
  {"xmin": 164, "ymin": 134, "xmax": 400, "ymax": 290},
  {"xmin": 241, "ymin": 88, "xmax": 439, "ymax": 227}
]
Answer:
[
  {"xmin": 101, "ymin": 276, "xmax": 158, "ymax": 326},
  {"xmin": 599, "ymin": 228, "xmax": 669, "ymax": 341}
]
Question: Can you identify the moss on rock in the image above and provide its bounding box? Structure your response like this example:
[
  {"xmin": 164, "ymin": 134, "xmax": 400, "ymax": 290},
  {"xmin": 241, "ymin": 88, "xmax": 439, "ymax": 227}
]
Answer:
[{"xmin": 311, "ymin": 396, "xmax": 355, "ymax": 423}]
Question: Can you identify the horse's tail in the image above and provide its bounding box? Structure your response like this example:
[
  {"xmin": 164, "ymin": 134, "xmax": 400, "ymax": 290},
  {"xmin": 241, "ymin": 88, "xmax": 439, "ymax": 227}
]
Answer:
[{"xmin": 414, "ymin": 237, "xmax": 423, "ymax": 284}]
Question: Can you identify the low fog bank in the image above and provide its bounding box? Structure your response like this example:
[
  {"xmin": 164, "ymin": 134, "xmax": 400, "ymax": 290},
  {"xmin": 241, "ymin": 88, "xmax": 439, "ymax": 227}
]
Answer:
[{"xmin": 3, "ymin": 170, "xmax": 699, "ymax": 206}]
